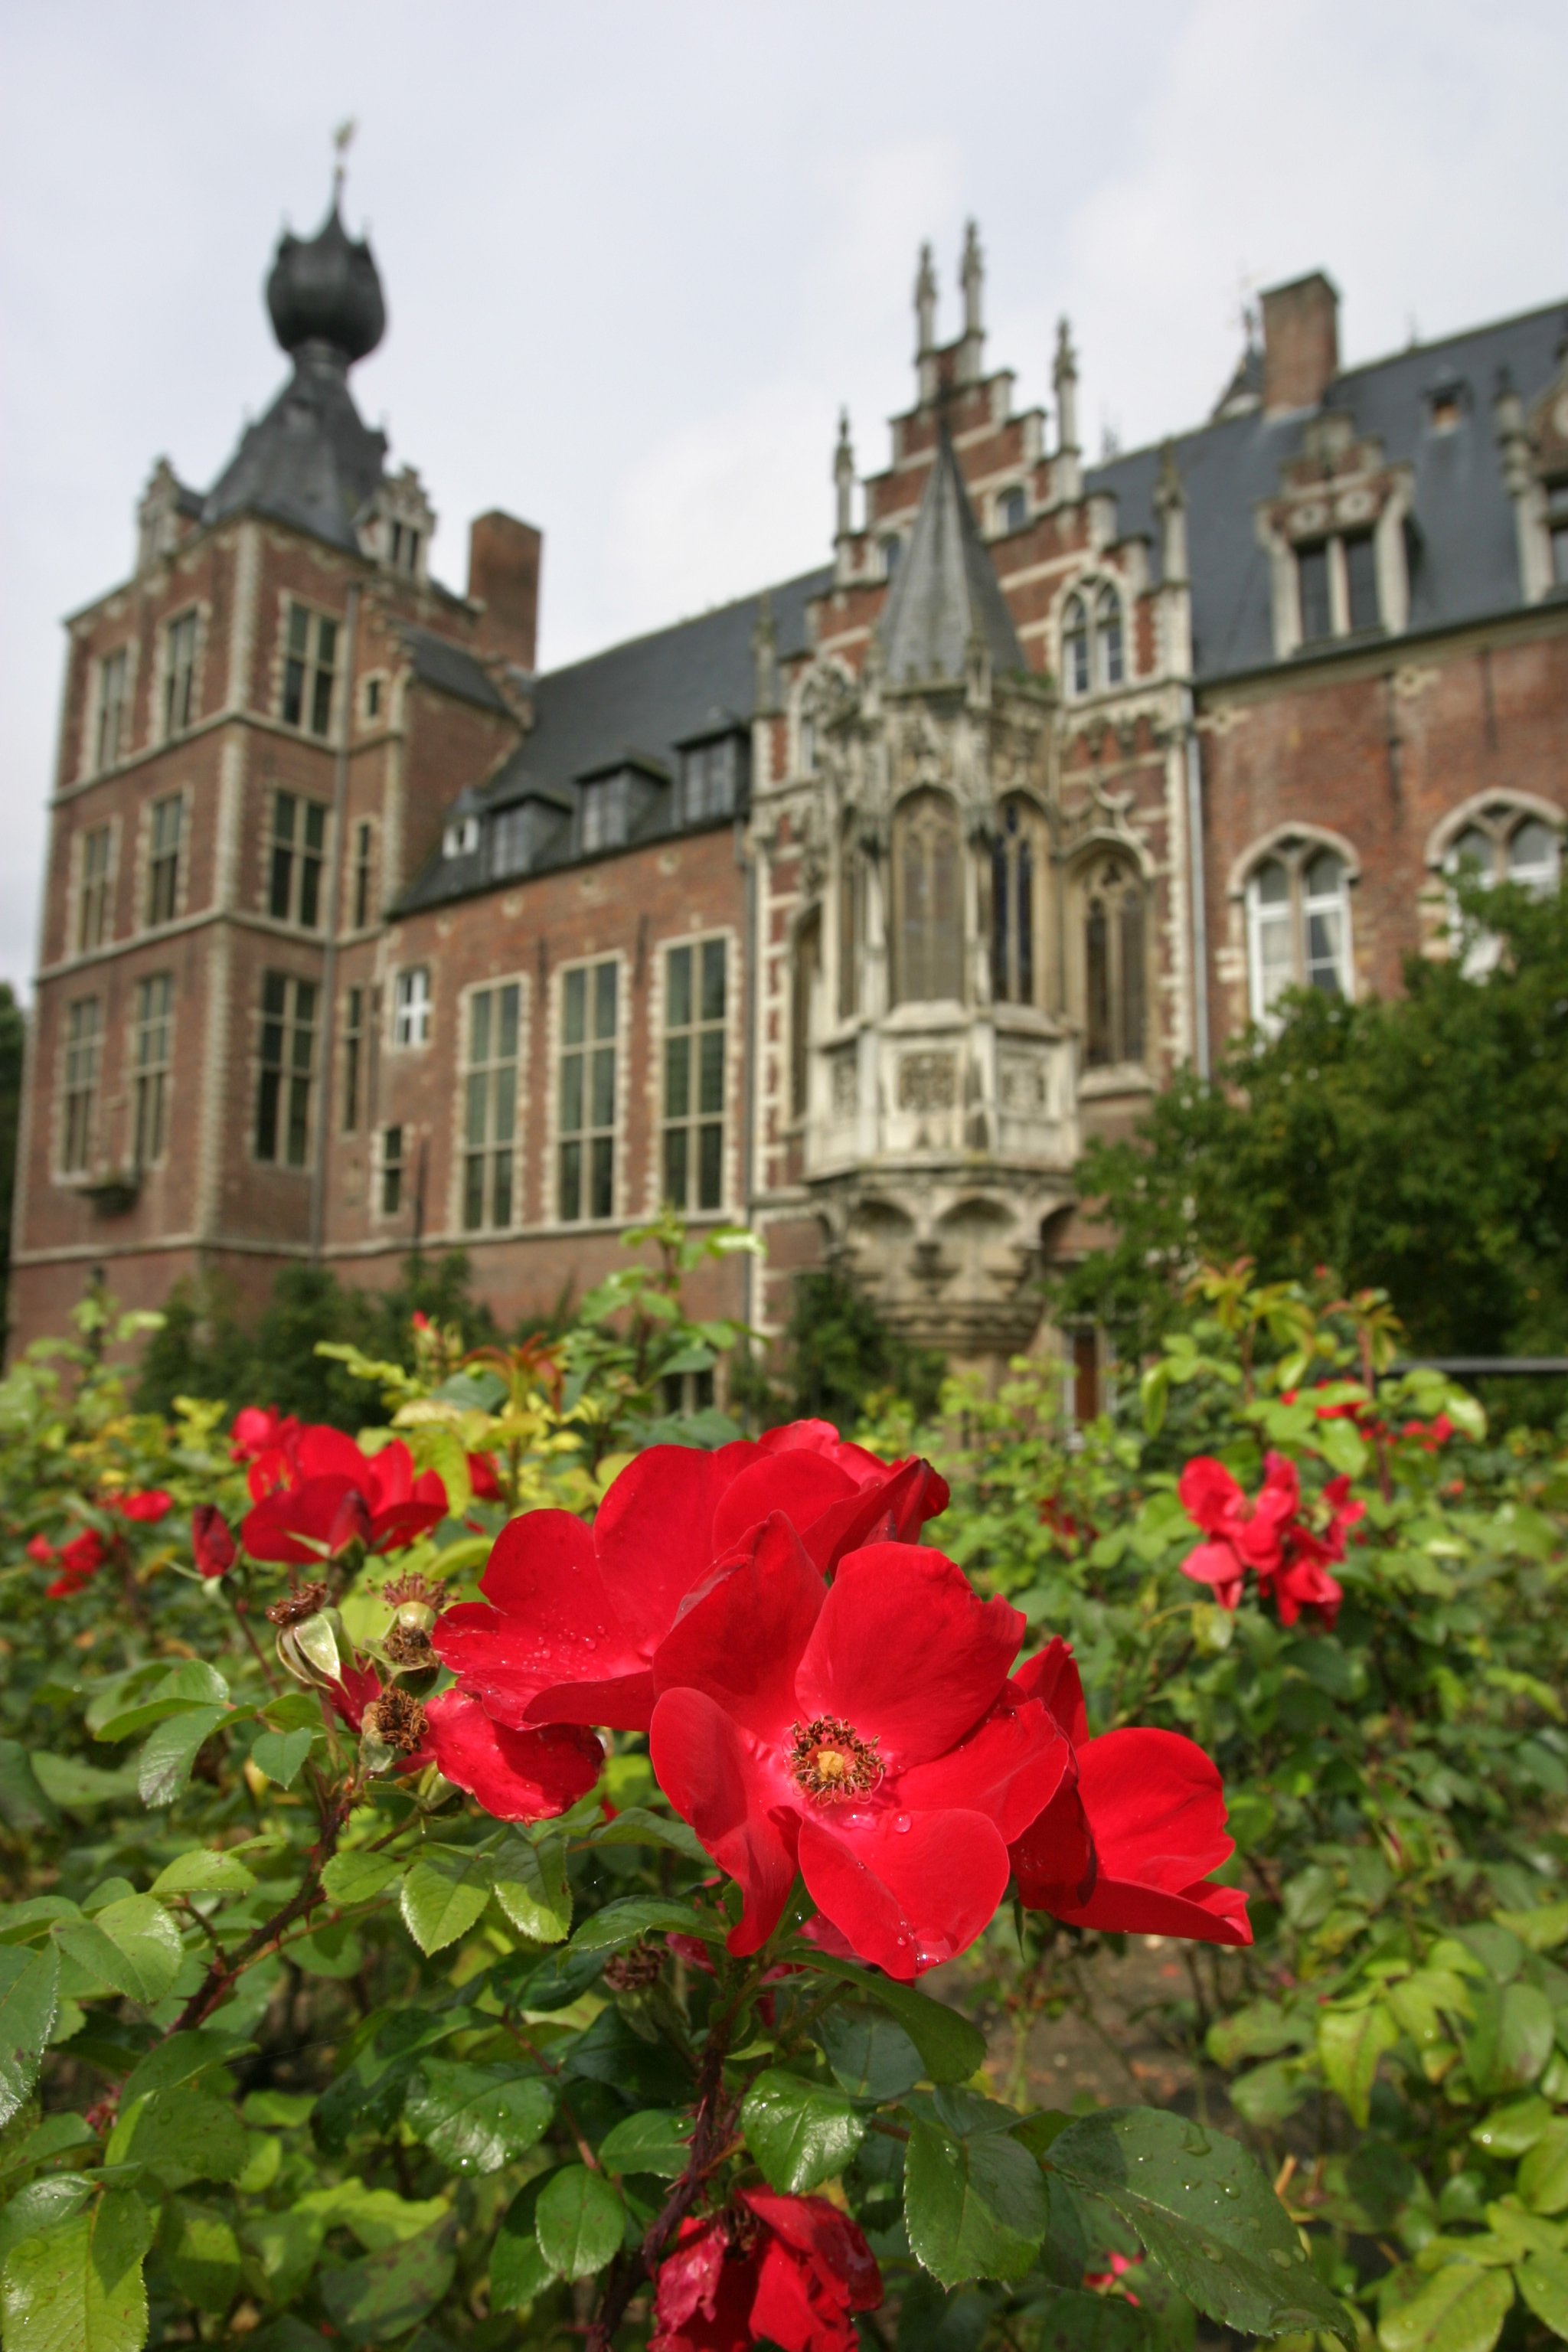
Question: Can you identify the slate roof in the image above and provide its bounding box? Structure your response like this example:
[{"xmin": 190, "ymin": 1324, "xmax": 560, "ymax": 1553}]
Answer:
[
  {"xmin": 880, "ymin": 425, "xmax": 1027, "ymax": 684},
  {"xmin": 203, "ymin": 348, "xmax": 387, "ymax": 553},
  {"xmin": 1089, "ymin": 297, "xmax": 1568, "ymax": 683},
  {"xmin": 399, "ymin": 567, "xmax": 829, "ymax": 912},
  {"xmin": 403, "ymin": 625, "xmax": 511, "ymax": 714}
]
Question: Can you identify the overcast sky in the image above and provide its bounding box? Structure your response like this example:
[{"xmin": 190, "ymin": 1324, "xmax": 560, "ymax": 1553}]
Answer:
[{"xmin": 1, "ymin": 0, "xmax": 1563, "ymax": 995}]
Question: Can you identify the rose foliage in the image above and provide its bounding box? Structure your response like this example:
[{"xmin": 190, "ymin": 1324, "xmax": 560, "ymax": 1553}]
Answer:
[{"xmin": 0, "ymin": 1237, "xmax": 1563, "ymax": 2352}]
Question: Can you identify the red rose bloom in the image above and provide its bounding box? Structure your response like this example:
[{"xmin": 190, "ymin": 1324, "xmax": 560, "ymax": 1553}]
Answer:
[
  {"xmin": 230, "ymin": 1406, "xmax": 302, "ymax": 1489},
  {"xmin": 327, "ymin": 1668, "xmax": 600, "ymax": 1820},
  {"xmin": 433, "ymin": 1423, "xmax": 948, "ymax": 1736},
  {"xmin": 648, "ymin": 1518, "xmax": 1070, "ymax": 1978},
  {"xmin": 1007, "ymin": 1639, "xmax": 1251, "ymax": 1947},
  {"xmin": 652, "ymin": 2191, "xmax": 881, "ymax": 2352},
  {"xmin": 242, "ymin": 1428, "xmax": 448, "ymax": 1563},
  {"xmin": 1178, "ymin": 1452, "xmax": 1300, "ymax": 1609},
  {"xmin": 43, "ymin": 1528, "xmax": 109, "ymax": 1598},
  {"xmin": 191, "ymin": 1505, "xmax": 236, "ymax": 1581},
  {"xmin": 113, "ymin": 1489, "xmax": 173, "ymax": 1524}
]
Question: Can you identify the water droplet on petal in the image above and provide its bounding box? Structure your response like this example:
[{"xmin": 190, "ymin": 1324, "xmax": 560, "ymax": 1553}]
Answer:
[{"xmin": 894, "ymin": 1813, "xmax": 912, "ymax": 1834}]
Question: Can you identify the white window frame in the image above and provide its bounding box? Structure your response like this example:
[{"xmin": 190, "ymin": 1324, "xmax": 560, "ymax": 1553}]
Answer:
[
  {"xmin": 266, "ymin": 789, "xmax": 330, "ymax": 929},
  {"xmin": 657, "ymin": 932, "xmax": 731, "ymax": 1217},
  {"xmin": 162, "ymin": 609, "xmax": 201, "ymax": 740},
  {"xmin": 393, "ymin": 966, "xmax": 432, "ymax": 1049},
  {"xmin": 279, "ymin": 599, "xmax": 341, "ymax": 740},
  {"xmin": 95, "ymin": 648, "xmax": 129, "ymax": 773},
  {"xmin": 1432, "ymin": 795, "xmax": 1564, "ymax": 975},
  {"xmin": 454, "ymin": 973, "xmax": 528, "ymax": 1235},
  {"xmin": 144, "ymin": 790, "xmax": 187, "ymax": 930},
  {"xmin": 74, "ymin": 821, "xmax": 116, "ymax": 957},
  {"xmin": 131, "ymin": 972, "xmax": 174, "ymax": 1168},
  {"xmin": 551, "ymin": 952, "xmax": 624, "ymax": 1226},
  {"xmin": 1238, "ymin": 834, "xmax": 1357, "ymax": 1029},
  {"xmin": 58, "ymin": 996, "xmax": 102, "ymax": 1179}
]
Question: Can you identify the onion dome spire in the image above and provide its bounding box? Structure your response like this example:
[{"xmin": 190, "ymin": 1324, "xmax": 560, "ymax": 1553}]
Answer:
[{"xmin": 266, "ymin": 155, "xmax": 386, "ymax": 368}]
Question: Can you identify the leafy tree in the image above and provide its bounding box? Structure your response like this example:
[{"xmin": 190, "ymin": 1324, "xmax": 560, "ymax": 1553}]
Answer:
[{"xmin": 1055, "ymin": 875, "xmax": 1568, "ymax": 1372}]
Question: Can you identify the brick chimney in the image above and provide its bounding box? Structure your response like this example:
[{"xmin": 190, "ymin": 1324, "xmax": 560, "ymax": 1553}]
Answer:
[
  {"xmin": 1260, "ymin": 273, "xmax": 1340, "ymax": 416},
  {"xmin": 467, "ymin": 510, "xmax": 542, "ymax": 671}
]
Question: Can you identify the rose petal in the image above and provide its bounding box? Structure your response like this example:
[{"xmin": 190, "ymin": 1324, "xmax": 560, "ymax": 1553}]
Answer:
[
  {"xmin": 1009, "ymin": 1635, "xmax": 1089, "ymax": 1744},
  {"xmin": 651, "ymin": 1512, "xmax": 824, "ymax": 1745},
  {"xmin": 650, "ymin": 1686, "xmax": 799, "ymax": 1955},
  {"xmin": 897, "ymin": 1697, "xmax": 1073, "ymax": 1844},
  {"xmin": 795, "ymin": 1544, "xmax": 1023, "ymax": 1768},
  {"xmin": 798, "ymin": 1808, "xmax": 1009, "ymax": 1981},
  {"xmin": 422, "ymin": 1687, "xmax": 603, "ymax": 1821}
]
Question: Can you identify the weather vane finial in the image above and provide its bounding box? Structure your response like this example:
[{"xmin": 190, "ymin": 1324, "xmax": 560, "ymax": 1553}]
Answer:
[{"xmin": 332, "ymin": 118, "xmax": 357, "ymax": 203}]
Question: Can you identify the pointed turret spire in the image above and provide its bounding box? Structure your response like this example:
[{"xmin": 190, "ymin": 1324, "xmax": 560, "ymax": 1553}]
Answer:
[
  {"xmin": 879, "ymin": 426, "xmax": 1024, "ymax": 689},
  {"xmin": 915, "ymin": 243, "xmax": 939, "ymax": 406},
  {"xmin": 1053, "ymin": 318, "xmax": 1080, "ymax": 456},
  {"xmin": 834, "ymin": 410, "xmax": 857, "ymax": 539},
  {"xmin": 959, "ymin": 223, "xmax": 985, "ymax": 385}
]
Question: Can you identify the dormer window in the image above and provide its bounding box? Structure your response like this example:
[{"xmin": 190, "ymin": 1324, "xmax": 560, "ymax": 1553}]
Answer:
[
  {"xmin": 443, "ymin": 815, "xmax": 480, "ymax": 859},
  {"xmin": 682, "ymin": 736, "xmax": 743, "ymax": 824},
  {"xmin": 998, "ymin": 487, "xmax": 1026, "ymax": 534},
  {"xmin": 581, "ymin": 774, "xmax": 629, "ymax": 854},
  {"xmin": 1296, "ymin": 530, "xmax": 1380, "ymax": 645},
  {"xmin": 390, "ymin": 521, "xmax": 420, "ymax": 577},
  {"xmin": 1298, "ymin": 544, "xmax": 1331, "ymax": 643}
]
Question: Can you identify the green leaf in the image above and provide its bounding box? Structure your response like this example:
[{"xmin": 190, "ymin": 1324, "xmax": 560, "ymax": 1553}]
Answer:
[
  {"xmin": 138, "ymin": 1707, "xmax": 230, "ymax": 1808},
  {"xmin": 151, "ymin": 1849, "xmax": 256, "ymax": 1900},
  {"xmin": 1494, "ymin": 1902, "xmax": 1568, "ymax": 1954},
  {"xmin": 1379, "ymin": 2262, "xmax": 1514, "ymax": 2352},
  {"xmin": 1516, "ymin": 2252, "xmax": 1568, "ymax": 2339},
  {"xmin": 400, "ymin": 1847, "xmax": 495, "ymax": 1955},
  {"xmin": 0, "ymin": 1945, "xmax": 59, "ymax": 2129},
  {"xmin": 0, "ymin": 2174, "xmax": 97, "ymax": 2269},
  {"xmin": 567, "ymin": 1897, "xmax": 719, "ymax": 1956},
  {"xmin": 904, "ymin": 2114, "xmax": 1049, "ymax": 2284},
  {"xmin": 1319, "ymin": 2001, "xmax": 1400, "ymax": 2128},
  {"xmin": 57, "ymin": 1897, "xmax": 183, "ymax": 2006},
  {"xmin": 802, "ymin": 1955, "xmax": 987, "ymax": 2085},
  {"xmin": 107, "ymin": 2087, "xmax": 249, "ymax": 2184},
  {"xmin": 162, "ymin": 2197, "xmax": 242, "ymax": 2312},
  {"xmin": 534, "ymin": 2164, "xmax": 626, "ymax": 2282},
  {"xmin": 597, "ymin": 2109, "xmax": 697, "ymax": 2178},
  {"xmin": 742, "ymin": 2068, "xmax": 865, "ymax": 2194},
  {"xmin": 29, "ymin": 1753, "xmax": 142, "ymax": 1815},
  {"xmin": 250, "ymin": 1727, "xmax": 315, "ymax": 1790},
  {"xmin": 239, "ymin": 2207, "xmax": 325, "ymax": 2308},
  {"xmin": 1520, "ymin": 2123, "xmax": 1568, "ymax": 2216},
  {"xmin": 294, "ymin": 2182, "xmax": 449, "ymax": 2249},
  {"xmin": 586, "ymin": 1807, "xmax": 709, "ymax": 1864},
  {"xmin": 94, "ymin": 1661, "xmax": 229, "ymax": 1743},
  {"xmin": 403, "ymin": 2062, "xmax": 554, "ymax": 2174},
  {"xmin": 814, "ymin": 2001, "xmax": 926, "ymax": 2102},
  {"xmin": 291, "ymin": 1925, "xmax": 363, "ymax": 1978},
  {"xmin": 320, "ymin": 1851, "xmax": 404, "ymax": 1906},
  {"xmin": 318, "ymin": 2223, "xmax": 455, "ymax": 2346},
  {"xmin": 120, "ymin": 2029, "xmax": 253, "ymax": 2109},
  {"xmin": 0, "ymin": 1741, "xmax": 57, "ymax": 1832},
  {"xmin": 507, "ymin": 1943, "xmax": 607, "ymax": 2014},
  {"xmin": 1467, "ymin": 1983, "xmax": 1557, "ymax": 2096},
  {"xmin": 1471, "ymin": 2097, "xmax": 1553, "ymax": 2157},
  {"xmin": 490, "ymin": 2175, "xmax": 556, "ymax": 2310},
  {"xmin": 492, "ymin": 1835, "xmax": 572, "ymax": 1944},
  {"xmin": 1046, "ymin": 2107, "xmax": 1353, "ymax": 2343},
  {"xmin": 0, "ymin": 2187, "xmax": 152, "ymax": 2352}
]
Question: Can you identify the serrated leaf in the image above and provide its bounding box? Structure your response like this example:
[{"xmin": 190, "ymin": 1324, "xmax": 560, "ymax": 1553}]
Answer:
[
  {"xmin": 1494, "ymin": 1903, "xmax": 1568, "ymax": 1955},
  {"xmin": 567, "ymin": 1897, "xmax": 718, "ymax": 1955},
  {"xmin": 534, "ymin": 2164, "xmax": 625, "ymax": 2282},
  {"xmin": 28, "ymin": 1753, "xmax": 142, "ymax": 1814},
  {"xmin": 491, "ymin": 2174, "xmax": 556, "ymax": 2308},
  {"xmin": 598, "ymin": 2109, "xmax": 697, "ymax": 2177},
  {"xmin": 802, "ymin": 1955, "xmax": 987, "ymax": 2085},
  {"xmin": 813, "ymin": 2002, "xmax": 925, "ymax": 2102},
  {"xmin": 120, "ymin": 2028, "xmax": 253, "ymax": 2109},
  {"xmin": 0, "ymin": 2187, "xmax": 152, "ymax": 2352},
  {"xmin": 320, "ymin": 1851, "xmax": 404, "ymax": 1906},
  {"xmin": 742, "ymin": 2067, "xmax": 864, "ymax": 2194},
  {"xmin": 293, "ymin": 2181, "xmax": 449, "ymax": 2249},
  {"xmin": 239, "ymin": 2206, "xmax": 325, "ymax": 2307},
  {"xmin": 492, "ymin": 1835, "xmax": 572, "ymax": 1943},
  {"xmin": 1046, "ymin": 2106, "xmax": 1353, "ymax": 2343},
  {"xmin": 586, "ymin": 1807, "xmax": 709, "ymax": 1864},
  {"xmin": 1516, "ymin": 2252, "xmax": 1568, "ymax": 2339},
  {"xmin": 151, "ymin": 1849, "xmax": 256, "ymax": 1900},
  {"xmin": 400, "ymin": 1848, "xmax": 495, "ymax": 1955},
  {"xmin": 1521, "ymin": 2123, "xmax": 1568, "ymax": 2216},
  {"xmin": 250, "ymin": 1727, "xmax": 315, "ymax": 1790},
  {"xmin": 1379, "ymin": 2260, "xmax": 1514, "ymax": 2352},
  {"xmin": 1319, "ymin": 2000, "xmax": 1400, "ymax": 2128},
  {"xmin": 138, "ymin": 1705, "xmax": 230, "ymax": 1808},
  {"xmin": 162, "ymin": 2197, "xmax": 242, "ymax": 2311},
  {"xmin": 107, "ymin": 2087, "xmax": 249, "ymax": 2184},
  {"xmin": 904, "ymin": 2114, "xmax": 1049, "ymax": 2283},
  {"xmin": 1467, "ymin": 1982, "xmax": 1556, "ymax": 2096},
  {"xmin": 0, "ymin": 2173, "xmax": 97, "ymax": 2270},
  {"xmin": 0, "ymin": 1740, "xmax": 57, "ymax": 1832},
  {"xmin": 57, "ymin": 1897, "xmax": 183, "ymax": 2007},
  {"xmin": 318, "ymin": 2222, "xmax": 455, "ymax": 2345},
  {"xmin": 0, "ymin": 1945, "xmax": 59, "ymax": 2130},
  {"xmin": 403, "ymin": 2062, "xmax": 554, "ymax": 2174},
  {"xmin": 95, "ymin": 1661, "xmax": 229, "ymax": 1742}
]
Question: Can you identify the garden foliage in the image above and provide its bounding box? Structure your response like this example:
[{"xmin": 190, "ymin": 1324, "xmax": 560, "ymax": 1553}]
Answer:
[{"xmin": 0, "ymin": 1223, "xmax": 1563, "ymax": 2352}]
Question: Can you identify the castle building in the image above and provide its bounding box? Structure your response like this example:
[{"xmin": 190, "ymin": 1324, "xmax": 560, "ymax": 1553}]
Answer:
[{"xmin": 9, "ymin": 194, "xmax": 1567, "ymax": 1379}]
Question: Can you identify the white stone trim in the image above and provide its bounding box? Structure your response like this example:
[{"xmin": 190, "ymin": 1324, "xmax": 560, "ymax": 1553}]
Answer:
[
  {"xmin": 1423, "ymin": 789, "xmax": 1566, "ymax": 869},
  {"xmin": 643, "ymin": 924, "xmax": 742, "ymax": 1218},
  {"xmin": 544, "ymin": 947, "xmax": 629, "ymax": 1228},
  {"xmin": 1226, "ymin": 821, "xmax": 1362, "ymax": 902},
  {"xmin": 446, "ymin": 969, "xmax": 531, "ymax": 1238}
]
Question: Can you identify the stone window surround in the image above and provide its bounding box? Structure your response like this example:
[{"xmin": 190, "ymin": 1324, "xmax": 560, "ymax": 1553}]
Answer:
[
  {"xmin": 136, "ymin": 782, "xmax": 194, "ymax": 936},
  {"xmin": 151, "ymin": 601, "xmax": 209, "ymax": 747},
  {"xmin": 545, "ymin": 948, "xmax": 628, "ymax": 1230},
  {"xmin": 447, "ymin": 969, "xmax": 531, "ymax": 1237},
  {"xmin": 374, "ymin": 1119, "xmax": 410, "ymax": 1226},
  {"xmin": 128, "ymin": 970, "xmax": 175, "ymax": 1170},
  {"xmin": 250, "ymin": 969, "xmax": 321, "ymax": 1175},
  {"xmin": 267, "ymin": 589, "xmax": 345, "ymax": 742},
  {"xmin": 1063, "ymin": 830, "xmax": 1156, "ymax": 1080},
  {"xmin": 54, "ymin": 991, "xmax": 103, "ymax": 1184},
  {"xmin": 1230, "ymin": 821, "xmax": 1360, "ymax": 1026},
  {"xmin": 1057, "ymin": 573, "xmax": 1129, "ymax": 701},
  {"xmin": 390, "ymin": 964, "xmax": 433, "ymax": 1051},
  {"xmin": 644, "ymin": 925, "xmax": 740, "ymax": 1220},
  {"xmin": 79, "ymin": 640, "xmax": 139, "ymax": 782},
  {"xmin": 68, "ymin": 815, "xmax": 119, "ymax": 962},
  {"xmin": 1258, "ymin": 473, "xmax": 1413, "ymax": 659},
  {"xmin": 1423, "ymin": 789, "xmax": 1566, "ymax": 875}
]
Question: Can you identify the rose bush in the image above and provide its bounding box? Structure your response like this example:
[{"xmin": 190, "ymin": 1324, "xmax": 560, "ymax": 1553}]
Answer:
[{"xmin": 0, "ymin": 1240, "xmax": 1563, "ymax": 2352}]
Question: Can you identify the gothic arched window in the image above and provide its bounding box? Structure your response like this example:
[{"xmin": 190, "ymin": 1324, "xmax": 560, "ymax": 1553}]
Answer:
[
  {"xmin": 1062, "ymin": 595, "xmax": 1089, "ymax": 697},
  {"xmin": 1441, "ymin": 800, "xmax": 1563, "ymax": 975},
  {"xmin": 1095, "ymin": 586, "xmax": 1125, "ymax": 688},
  {"xmin": 1081, "ymin": 858, "xmax": 1146, "ymax": 1068},
  {"xmin": 991, "ymin": 799, "xmax": 1040, "ymax": 1005},
  {"xmin": 1243, "ymin": 840, "xmax": 1354, "ymax": 1027},
  {"xmin": 892, "ymin": 790, "xmax": 962, "ymax": 1005}
]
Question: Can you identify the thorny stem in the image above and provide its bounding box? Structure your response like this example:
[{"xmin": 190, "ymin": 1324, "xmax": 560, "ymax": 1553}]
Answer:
[{"xmin": 583, "ymin": 1955, "xmax": 758, "ymax": 2352}]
